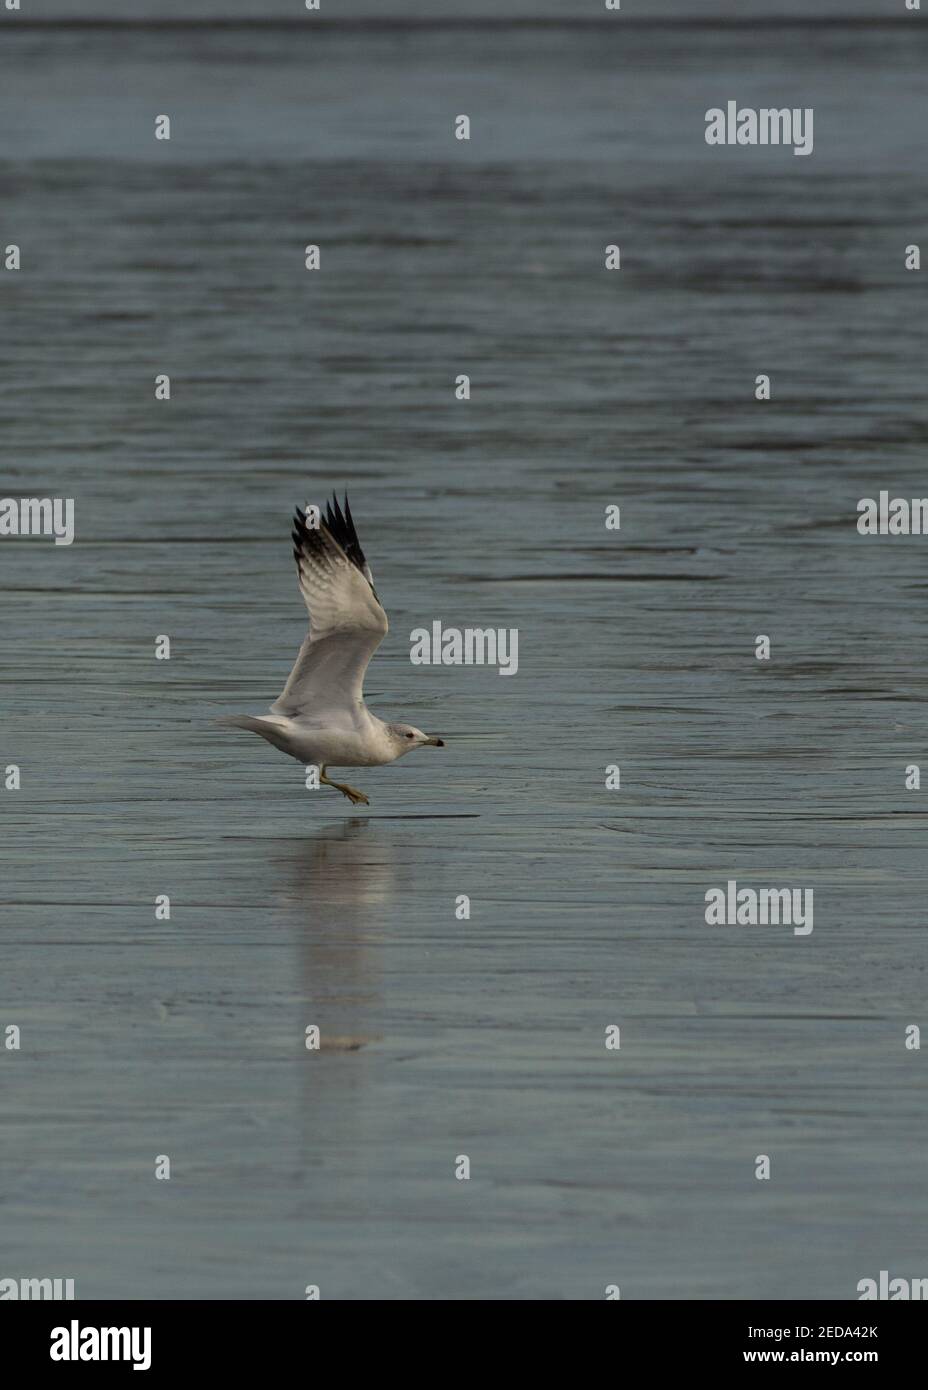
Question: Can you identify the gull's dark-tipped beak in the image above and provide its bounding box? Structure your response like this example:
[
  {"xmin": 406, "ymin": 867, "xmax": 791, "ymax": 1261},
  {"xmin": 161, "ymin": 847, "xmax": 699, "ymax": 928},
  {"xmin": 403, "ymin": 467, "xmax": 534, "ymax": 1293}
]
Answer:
[{"xmin": 425, "ymin": 736, "xmax": 444, "ymax": 747}]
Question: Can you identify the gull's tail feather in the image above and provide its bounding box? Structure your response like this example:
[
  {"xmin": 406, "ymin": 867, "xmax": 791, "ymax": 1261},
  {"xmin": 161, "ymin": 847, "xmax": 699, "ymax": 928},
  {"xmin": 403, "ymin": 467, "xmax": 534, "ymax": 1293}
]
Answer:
[
  {"xmin": 216, "ymin": 715, "xmax": 269, "ymax": 734},
  {"xmin": 216, "ymin": 714, "xmax": 294, "ymax": 755}
]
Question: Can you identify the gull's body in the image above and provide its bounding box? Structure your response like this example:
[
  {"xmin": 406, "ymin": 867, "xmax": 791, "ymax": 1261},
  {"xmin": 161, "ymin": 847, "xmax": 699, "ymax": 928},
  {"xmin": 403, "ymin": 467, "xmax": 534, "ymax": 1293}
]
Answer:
[
  {"xmin": 231, "ymin": 713, "xmax": 401, "ymax": 769},
  {"xmin": 219, "ymin": 496, "xmax": 443, "ymax": 804}
]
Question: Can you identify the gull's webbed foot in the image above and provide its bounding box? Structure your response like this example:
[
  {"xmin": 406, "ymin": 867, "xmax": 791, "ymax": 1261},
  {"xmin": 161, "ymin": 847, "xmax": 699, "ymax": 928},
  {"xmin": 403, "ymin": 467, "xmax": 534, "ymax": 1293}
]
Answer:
[
  {"xmin": 336, "ymin": 782, "xmax": 369, "ymax": 806},
  {"xmin": 320, "ymin": 767, "xmax": 370, "ymax": 806}
]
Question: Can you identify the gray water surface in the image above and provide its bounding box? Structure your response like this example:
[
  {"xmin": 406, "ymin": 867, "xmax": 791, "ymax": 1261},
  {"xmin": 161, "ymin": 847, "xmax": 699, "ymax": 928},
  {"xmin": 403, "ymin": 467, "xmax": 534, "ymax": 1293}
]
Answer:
[{"xmin": 1, "ymin": 11, "xmax": 927, "ymax": 1299}]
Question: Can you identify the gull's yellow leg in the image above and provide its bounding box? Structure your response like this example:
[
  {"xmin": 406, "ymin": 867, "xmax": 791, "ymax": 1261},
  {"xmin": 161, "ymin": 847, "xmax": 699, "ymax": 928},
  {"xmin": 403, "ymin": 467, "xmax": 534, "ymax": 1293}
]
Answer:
[{"xmin": 320, "ymin": 765, "xmax": 370, "ymax": 806}]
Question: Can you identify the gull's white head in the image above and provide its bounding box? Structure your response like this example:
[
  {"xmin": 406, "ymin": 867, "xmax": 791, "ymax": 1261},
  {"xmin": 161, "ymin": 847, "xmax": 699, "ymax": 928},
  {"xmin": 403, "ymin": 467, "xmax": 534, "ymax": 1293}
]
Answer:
[{"xmin": 387, "ymin": 723, "xmax": 445, "ymax": 757}]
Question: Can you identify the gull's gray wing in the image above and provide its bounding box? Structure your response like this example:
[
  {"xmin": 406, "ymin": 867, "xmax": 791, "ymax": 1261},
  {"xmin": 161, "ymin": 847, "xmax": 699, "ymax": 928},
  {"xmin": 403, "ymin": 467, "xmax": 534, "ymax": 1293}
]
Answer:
[{"xmin": 270, "ymin": 496, "xmax": 388, "ymax": 724}]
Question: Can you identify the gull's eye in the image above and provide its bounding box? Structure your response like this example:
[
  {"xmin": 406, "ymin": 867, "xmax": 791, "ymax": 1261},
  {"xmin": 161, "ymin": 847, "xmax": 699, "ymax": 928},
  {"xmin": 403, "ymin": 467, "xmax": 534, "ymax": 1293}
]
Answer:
[{"xmin": 405, "ymin": 732, "xmax": 414, "ymax": 739}]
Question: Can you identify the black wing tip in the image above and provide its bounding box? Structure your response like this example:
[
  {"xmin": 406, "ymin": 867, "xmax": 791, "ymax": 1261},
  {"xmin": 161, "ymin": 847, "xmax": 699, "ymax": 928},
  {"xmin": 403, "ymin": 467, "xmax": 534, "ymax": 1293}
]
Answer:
[{"xmin": 296, "ymin": 490, "xmax": 367, "ymax": 574}]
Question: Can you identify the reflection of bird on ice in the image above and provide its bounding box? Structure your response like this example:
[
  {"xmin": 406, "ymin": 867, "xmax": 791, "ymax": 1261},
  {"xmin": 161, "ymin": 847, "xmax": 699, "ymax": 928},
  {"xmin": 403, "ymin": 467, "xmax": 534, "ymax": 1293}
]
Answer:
[{"xmin": 219, "ymin": 495, "xmax": 444, "ymax": 805}]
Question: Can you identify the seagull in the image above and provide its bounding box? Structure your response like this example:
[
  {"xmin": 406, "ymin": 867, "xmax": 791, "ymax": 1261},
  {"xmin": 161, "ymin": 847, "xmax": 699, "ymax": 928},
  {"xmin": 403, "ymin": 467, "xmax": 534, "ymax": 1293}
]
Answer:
[{"xmin": 219, "ymin": 495, "xmax": 444, "ymax": 806}]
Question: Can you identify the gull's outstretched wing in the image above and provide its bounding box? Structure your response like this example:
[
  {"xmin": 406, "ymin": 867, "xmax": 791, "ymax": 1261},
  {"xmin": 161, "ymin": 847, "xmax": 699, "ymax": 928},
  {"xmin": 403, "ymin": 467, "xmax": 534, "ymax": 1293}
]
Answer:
[{"xmin": 271, "ymin": 496, "xmax": 388, "ymax": 724}]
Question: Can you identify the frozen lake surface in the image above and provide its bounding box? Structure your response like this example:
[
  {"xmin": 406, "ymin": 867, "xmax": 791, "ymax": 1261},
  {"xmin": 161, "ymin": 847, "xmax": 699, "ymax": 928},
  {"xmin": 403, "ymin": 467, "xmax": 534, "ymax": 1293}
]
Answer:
[{"xmin": 1, "ymin": 10, "xmax": 927, "ymax": 1298}]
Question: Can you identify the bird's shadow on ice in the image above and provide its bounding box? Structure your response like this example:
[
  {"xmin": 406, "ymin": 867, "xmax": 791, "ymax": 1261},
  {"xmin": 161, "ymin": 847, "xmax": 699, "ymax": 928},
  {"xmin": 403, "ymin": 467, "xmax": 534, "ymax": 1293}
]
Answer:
[
  {"xmin": 270, "ymin": 819, "xmax": 401, "ymax": 1068},
  {"xmin": 268, "ymin": 820, "xmax": 405, "ymax": 1154},
  {"xmin": 271, "ymin": 816, "xmax": 400, "ymax": 915}
]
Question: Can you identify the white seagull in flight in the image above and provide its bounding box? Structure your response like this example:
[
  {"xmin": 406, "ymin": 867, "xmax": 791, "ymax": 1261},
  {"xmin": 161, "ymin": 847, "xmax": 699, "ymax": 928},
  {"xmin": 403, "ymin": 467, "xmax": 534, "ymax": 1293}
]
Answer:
[{"xmin": 220, "ymin": 495, "xmax": 444, "ymax": 805}]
